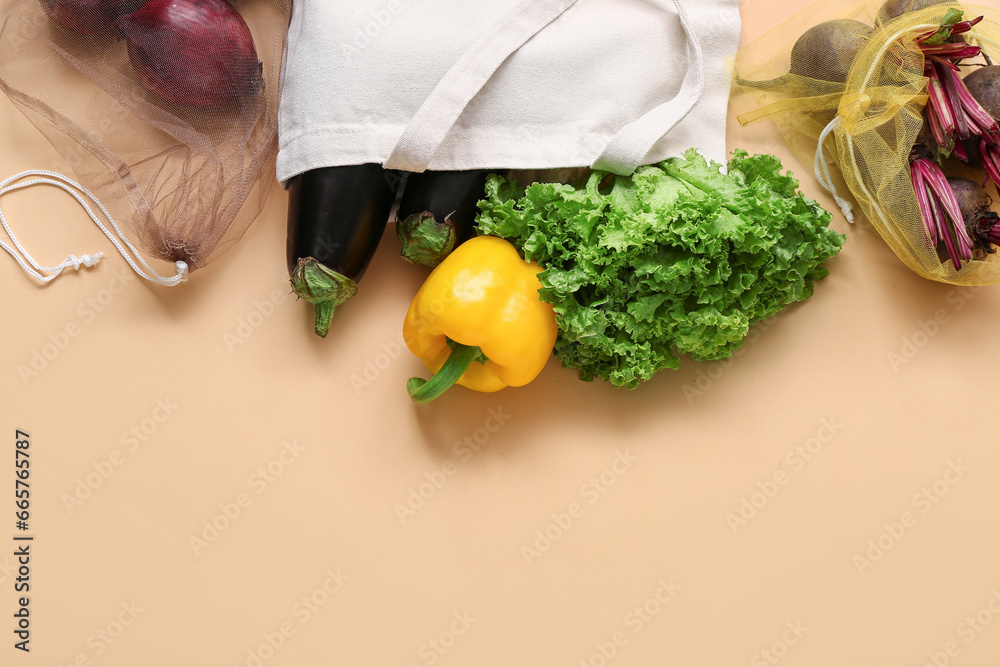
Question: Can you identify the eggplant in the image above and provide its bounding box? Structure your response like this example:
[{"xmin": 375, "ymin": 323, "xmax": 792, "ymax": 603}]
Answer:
[
  {"xmin": 395, "ymin": 170, "xmax": 491, "ymax": 267},
  {"xmin": 287, "ymin": 164, "xmax": 397, "ymax": 337}
]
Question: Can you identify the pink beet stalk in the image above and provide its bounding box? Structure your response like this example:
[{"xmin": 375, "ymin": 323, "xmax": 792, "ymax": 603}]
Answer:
[
  {"xmin": 954, "ymin": 75, "xmax": 999, "ymax": 136},
  {"xmin": 917, "ymin": 11, "xmax": 997, "ymax": 152},
  {"xmin": 910, "ymin": 9, "xmax": 1000, "ymax": 269},
  {"xmin": 989, "ymin": 224, "xmax": 1000, "ymax": 245},
  {"xmin": 925, "ymin": 65, "xmax": 957, "ymax": 151},
  {"xmin": 980, "ymin": 139, "xmax": 1000, "ymax": 188},
  {"xmin": 910, "ymin": 158, "xmax": 973, "ymax": 270},
  {"xmin": 911, "ymin": 161, "xmax": 937, "ymax": 245}
]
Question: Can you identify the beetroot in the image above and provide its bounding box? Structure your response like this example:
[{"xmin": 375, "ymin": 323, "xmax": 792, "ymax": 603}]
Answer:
[
  {"xmin": 877, "ymin": 0, "xmax": 949, "ymax": 24},
  {"xmin": 117, "ymin": 0, "xmax": 263, "ymax": 107},
  {"xmin": 789, "ymin": 20, "xmax": 873, "ymax": 84},
  {"xmin": 949, "ymin": 177, "xmax": 1000, "ymax": 253},
  {"xmin": 964, "ymin": 66, "xmax": 1000, "ymax": 123},
  {"xmin": 961, "ymin": 66, "xmax": 1000, "ymax": 189},
  {"xmin": 735, "ymin": 19, "xmax": 873, "ymax": 101},
  {"xmin": 39, "ymin": 0, "xmax": 146, "ymax": 35}
]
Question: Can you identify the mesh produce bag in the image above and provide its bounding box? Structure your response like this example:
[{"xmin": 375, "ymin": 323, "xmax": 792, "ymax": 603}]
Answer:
[
  {"xmin": 0, "ymin": 0, "xmax": 290, "ymax": 284},
  {"xmin": 732, "ymin": 0, "xmax": 1000, "ymax": 285}
]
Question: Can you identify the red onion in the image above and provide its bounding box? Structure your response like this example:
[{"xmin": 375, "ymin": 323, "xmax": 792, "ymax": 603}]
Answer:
[
  {"xmin": 39, "ymin": 0, "xmax": 146, "ymax": 35},
  {"xmin": 117, "ymin": 0, "xmax": 263, "ymax": 108}
]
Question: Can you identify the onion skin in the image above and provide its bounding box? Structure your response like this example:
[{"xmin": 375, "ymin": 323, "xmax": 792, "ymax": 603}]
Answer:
[
  {"xmin": 117, "ymin": 0, "xmax": 263, "ymax": 108},
  {"xmin": 40, "ymin": 0, "xmax": 147, "ymax": 35}
]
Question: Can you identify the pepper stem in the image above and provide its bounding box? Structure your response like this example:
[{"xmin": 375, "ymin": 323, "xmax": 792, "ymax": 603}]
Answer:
[{"xmin": 407, "ymin": 343, "xmax": 483, "ymax": 403}]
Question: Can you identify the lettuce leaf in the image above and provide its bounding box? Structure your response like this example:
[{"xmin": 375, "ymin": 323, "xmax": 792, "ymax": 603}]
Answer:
[{"xmin": 476, "ymin": 149, "xmax": 845, "ymax": 389}]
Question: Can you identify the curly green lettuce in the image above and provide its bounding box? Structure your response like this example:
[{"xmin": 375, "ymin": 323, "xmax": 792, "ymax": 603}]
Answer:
[{"xmin": 476, "ymin": 149, "xmax": 845, "ymax": 388}]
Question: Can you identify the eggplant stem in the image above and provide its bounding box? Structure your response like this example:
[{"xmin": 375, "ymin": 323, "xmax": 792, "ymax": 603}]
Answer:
[
  {"xmin": 396, "ymin": 211, "xmax": 458, "ymax": 268},
  {"xmin": 290, "ymin": 257, "xmax": 358, "ymax": 338},
  {"xmin": 407, "ymin": 343, "xmax": 484, "ymax": 403}
]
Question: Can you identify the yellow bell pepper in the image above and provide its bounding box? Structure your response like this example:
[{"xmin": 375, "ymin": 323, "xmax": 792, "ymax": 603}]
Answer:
[{"xmin": 403, "ymin": 235, "xmax": 557, "ymax": 402}]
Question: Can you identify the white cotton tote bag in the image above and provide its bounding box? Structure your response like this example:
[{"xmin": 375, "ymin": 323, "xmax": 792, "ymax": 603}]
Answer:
[{"xmin": 276, "ymin": 0, "xmax": 741, "ymax": 181}]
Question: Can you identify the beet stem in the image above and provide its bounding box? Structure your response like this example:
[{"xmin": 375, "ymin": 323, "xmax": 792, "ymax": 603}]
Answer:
[
  {"xmin": 954, "ymin": 142, "xmax": 969, "ymax": 162},
  {"xmin": 980, "ymin": 140, "xmax": 1000, "ymax": 189},
  {"xmin": 926, "ymin": 99, "xmax": 950, "ymax": 152},
  {"xmin": 912, "ymin": 160, "xmax": 939, "ymax": 245},
  {"xmin": 938, "ymin": 62, "xmax": 971, "ymax": 139},
  {"xmin": 953, "ymin": 72, "xmax": 999, "ymax": 135},
  {"xmin": 929, "ymin": 190, "xmax": 963, "ymax": 270},
  {"xmin": 924, "ymin": 164, "xmax": 974, "ymax": 253},
  {"xmin": 926, "ymin": 66, "xmax": 957, "ymax": 150}
]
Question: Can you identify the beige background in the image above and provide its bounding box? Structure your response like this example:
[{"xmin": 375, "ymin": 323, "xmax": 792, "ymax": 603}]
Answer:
[{"xmin": 3, "ymin": 1, "xmax": 1000, "ymax": 666}]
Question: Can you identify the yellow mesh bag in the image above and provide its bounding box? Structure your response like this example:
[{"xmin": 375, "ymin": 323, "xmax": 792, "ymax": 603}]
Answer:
[{"xmin": 732, "ymin": 0, "xmax": 1000, "ymax": 285}]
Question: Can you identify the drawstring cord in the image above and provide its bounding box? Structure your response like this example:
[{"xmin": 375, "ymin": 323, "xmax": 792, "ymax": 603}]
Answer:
[
  {"xmin": 814, "ymin": 117, "xmax": 855, "ymax": 224},
  {"xmin": 0, "ymin": 170, "xmax": 187, "ymax": 286}
]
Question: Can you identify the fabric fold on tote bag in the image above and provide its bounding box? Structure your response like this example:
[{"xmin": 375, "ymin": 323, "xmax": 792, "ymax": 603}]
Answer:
[{"xmin": 277, "ymin": 0, "xmax": 741, "ymax": 183}]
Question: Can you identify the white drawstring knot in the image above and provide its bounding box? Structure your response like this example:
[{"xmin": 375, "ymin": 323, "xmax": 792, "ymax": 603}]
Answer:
[{"xmin": 64, "ymin": 252, "xmax": 104, "ymax": 271}]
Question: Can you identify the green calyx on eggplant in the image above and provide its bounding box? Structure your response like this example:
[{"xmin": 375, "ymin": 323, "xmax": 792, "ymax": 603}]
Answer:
[
  {"xmin": 396, "ymin": 211, "xmax": 457, "ymax": 268},
  {"xmin": 286, "ymin": 164, "xmax": 398, "ymax": 337},
  {"xmin": 395, "ymin": 170, "xmax": 490, "ymax": 268},
  {"xmin": 289, "ymin": 259, "xmax": 358, "ymax": 338}
]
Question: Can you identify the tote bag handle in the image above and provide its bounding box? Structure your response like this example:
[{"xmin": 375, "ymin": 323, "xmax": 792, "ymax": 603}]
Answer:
[{"xmin": 383, "ymin": 0, "xmax": 705, "ymax": 176}]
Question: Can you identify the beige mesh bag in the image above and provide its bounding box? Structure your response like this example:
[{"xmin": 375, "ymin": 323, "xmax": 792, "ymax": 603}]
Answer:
[{"xmin": 0, "ymin": 0, "xmax": 290, "ymax": 285}]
